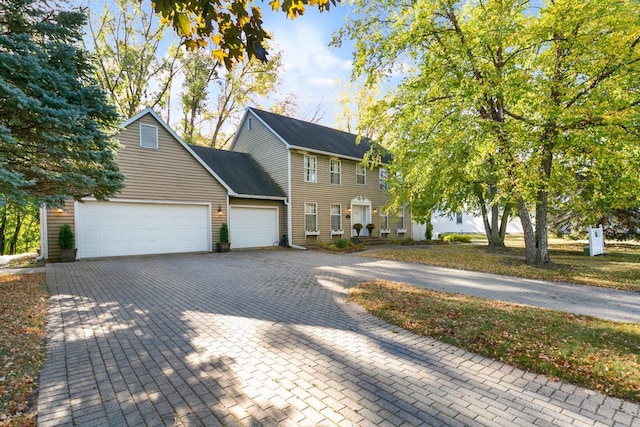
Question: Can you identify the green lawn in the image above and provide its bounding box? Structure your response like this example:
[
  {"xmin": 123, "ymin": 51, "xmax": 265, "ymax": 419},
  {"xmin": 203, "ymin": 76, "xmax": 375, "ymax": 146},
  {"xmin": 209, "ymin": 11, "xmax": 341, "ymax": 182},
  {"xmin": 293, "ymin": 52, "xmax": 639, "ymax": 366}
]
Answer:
[
  {"xmin": 361, "ymin": 239, "xmax": 640, "ymax": 291},
  {"xmin": 350, "ymin": 280, "xmax": 640, "ymax": 403}
]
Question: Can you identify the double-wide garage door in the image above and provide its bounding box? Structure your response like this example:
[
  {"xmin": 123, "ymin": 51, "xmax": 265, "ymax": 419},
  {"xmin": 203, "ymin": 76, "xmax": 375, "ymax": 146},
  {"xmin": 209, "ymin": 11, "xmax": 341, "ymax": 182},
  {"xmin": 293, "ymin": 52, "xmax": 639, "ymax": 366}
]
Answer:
[
  {"xmin": 229, "ymin": 206, "xmax": 279, "ymax": 249},
  {"xmin": 76, "ymin": 201, "xmax": 210, "ymax": 258}
]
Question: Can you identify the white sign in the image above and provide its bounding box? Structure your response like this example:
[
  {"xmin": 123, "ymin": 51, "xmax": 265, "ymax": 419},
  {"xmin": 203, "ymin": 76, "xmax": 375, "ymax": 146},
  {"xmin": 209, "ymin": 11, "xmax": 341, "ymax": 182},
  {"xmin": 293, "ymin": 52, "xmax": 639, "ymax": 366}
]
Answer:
[{"xmin": 589, "ymin": 225, "xmax": 605, "ymax": 256}]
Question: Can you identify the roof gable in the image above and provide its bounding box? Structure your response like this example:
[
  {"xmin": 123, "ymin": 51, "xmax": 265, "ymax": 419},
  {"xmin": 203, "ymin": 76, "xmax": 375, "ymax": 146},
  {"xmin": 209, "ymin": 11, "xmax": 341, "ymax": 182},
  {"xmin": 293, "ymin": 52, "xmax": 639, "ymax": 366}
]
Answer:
[
  {"xmin": 189, "ymin": 145, "xmax": 286, "ymax": 199},
  {"xmin": 121, "ymin": 108, "xmax": 235, "ymax": 194},
  {"xmin": 247, "ymin": 108, "xmax": 390, "ymax": 162}
]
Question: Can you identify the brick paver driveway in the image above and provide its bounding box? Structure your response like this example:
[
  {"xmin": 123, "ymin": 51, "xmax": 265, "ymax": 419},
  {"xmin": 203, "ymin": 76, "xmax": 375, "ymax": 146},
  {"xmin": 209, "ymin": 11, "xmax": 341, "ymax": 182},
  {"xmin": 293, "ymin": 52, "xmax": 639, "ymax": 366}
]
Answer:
[{"xmin": 39, "ymin": 250, "xmax": 639, "ymax": 426}]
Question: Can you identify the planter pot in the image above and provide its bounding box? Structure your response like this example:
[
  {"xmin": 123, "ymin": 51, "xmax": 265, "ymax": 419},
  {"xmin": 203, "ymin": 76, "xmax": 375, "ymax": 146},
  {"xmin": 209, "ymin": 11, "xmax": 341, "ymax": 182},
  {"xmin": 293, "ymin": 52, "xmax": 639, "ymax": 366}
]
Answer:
[
  {"xmin": 216, "ymin": 242, "xmax": 231, "ymax": 253},
  {"xmin": 60, "ymin": 248, "xmax": 77, "ymax": 262}
]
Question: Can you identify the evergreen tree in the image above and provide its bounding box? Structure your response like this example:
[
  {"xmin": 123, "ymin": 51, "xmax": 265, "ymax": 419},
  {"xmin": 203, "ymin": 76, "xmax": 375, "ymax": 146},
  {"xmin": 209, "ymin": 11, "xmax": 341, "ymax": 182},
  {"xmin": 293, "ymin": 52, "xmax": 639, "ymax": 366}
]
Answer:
[{"xmin": 0, "ymin": 0, "xmax": 124, "ymax": 207}]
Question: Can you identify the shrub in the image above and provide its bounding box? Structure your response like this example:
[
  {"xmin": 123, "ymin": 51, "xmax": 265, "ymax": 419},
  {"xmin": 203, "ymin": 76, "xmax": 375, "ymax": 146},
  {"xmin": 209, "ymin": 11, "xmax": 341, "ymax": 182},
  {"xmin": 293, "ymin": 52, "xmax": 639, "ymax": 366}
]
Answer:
[
  {"xmin": 58, "ymin": 224, "xmax": 75, "ymax": 249},
  {"xmin": 219, "ymin": 223, "xmax": 229, "ymax": 243},
  {"xmin": 425, "ymin": 220, "xmax": 433, "ymax": 240},
  {"xmin": 403, "ymin": 237, "xmax": 415, "ymax": 245},
  {"xmin": 335, "ymin": 238, "xmax": 351, "ymax": 249},
  {"xmin": 443, "ymin": 233, "xmax": 472, "ymax": 243},
  {"xmin": 388, "ymin": 238, "xmax": 400, "ymax": 245}
]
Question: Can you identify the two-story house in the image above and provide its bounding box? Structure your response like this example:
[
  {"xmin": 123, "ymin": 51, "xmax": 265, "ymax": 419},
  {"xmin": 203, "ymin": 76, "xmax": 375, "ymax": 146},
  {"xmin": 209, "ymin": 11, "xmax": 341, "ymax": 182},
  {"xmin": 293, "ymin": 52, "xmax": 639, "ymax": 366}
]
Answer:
[
  {"xmin": 230, "ymin": 108, "xmax": 411, "ymax": 247},
  {"xmin": 40, "ymin": 108, "xmax": 410, "ymax": 260}
]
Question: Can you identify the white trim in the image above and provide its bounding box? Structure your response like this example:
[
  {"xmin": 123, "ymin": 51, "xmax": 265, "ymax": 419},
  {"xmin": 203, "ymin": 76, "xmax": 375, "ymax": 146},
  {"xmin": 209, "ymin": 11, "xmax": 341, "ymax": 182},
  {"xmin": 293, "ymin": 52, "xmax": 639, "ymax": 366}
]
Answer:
[
  {"xmin": 304, "ymin": 154, "xmax": 317, "ymax": 183},
  {"xmin": 350, "ymin": 196, "xmax": 372, "ymax": 237},
  {"xmin": 330, "ymin": 203, "xmax": 343, "ymax": 235},
  {"xmin": 39, "ymin": 205, "xmax": 48, "ymax": 260},
  {"xmin": 230, "ymin": 194, "xmax": 287, "ymax": 201},
  {"xmin": 304, "ymin": 202, "xmax": 319, "ymax": 238},
  {"xmin": 330, "ymin": 230, "xmax": 344, "ymax": 236},
  {"xmin": 121, "ymin": 108, "xmax": 236, "ymax": 195},
  {"xmin": 396, "ymin": 229, "xmax": 407, "ymax": 236},
  {"xmin": 330, "ymin": 159, "xmax": 342, "ymax": 186},
  {"xmin": 380, "ymin": 229, "xmax": 390, "ymax": 235},
  {"xmin": 290, "ymin": 146, "xmax": 367, "ymax": 163}
]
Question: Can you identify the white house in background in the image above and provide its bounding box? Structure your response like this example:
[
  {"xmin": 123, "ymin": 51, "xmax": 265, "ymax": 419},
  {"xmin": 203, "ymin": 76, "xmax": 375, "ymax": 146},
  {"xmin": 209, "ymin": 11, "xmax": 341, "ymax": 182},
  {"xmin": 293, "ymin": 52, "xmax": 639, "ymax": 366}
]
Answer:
[{"xmin": 412, "ymin": 211, "xmax": 523, "ymax": 240}]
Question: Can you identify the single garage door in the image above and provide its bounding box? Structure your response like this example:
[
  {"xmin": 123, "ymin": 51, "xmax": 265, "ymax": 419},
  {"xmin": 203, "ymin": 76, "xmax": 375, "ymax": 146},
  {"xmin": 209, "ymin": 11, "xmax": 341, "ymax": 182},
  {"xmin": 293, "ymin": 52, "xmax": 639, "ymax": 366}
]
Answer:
[
  {"xmin": 230, "ymin": 206, "xmax": 278, "ymax": 249},
  {"xmin": 76, "ymin": 201, "xmax": 210, "ymax": 258}
]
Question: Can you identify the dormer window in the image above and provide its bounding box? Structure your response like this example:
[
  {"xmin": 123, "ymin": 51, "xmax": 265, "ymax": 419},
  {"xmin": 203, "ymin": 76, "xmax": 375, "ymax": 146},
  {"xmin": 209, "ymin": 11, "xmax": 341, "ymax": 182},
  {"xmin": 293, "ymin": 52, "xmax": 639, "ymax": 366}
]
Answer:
[
  {"xmin": 140, "ymin": 124, "xmax": 158, "ymax": 149},
  {"xmin": 304, "ymin": 155, "xmax": 317, "ymax": 183}
]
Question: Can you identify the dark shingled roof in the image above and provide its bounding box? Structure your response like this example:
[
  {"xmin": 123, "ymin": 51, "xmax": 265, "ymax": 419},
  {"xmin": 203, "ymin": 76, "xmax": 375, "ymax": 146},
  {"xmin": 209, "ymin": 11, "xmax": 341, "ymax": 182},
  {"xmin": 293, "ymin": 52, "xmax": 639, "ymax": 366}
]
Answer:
[
  {"xmin": 249, "ymin": 108, "xmax": 391, "ymax": 162},
  {"xmin": 189, "ymin": 145, "xmax": 286, "ymax": 198}
]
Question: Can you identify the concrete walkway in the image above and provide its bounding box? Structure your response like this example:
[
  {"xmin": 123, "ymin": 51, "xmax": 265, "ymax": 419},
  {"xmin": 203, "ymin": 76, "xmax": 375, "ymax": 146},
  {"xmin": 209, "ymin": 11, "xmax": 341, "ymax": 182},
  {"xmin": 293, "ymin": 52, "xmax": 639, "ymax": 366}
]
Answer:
[{"xmin": 38, "ymin": 250, "xmax": 640, "ymax": 426}]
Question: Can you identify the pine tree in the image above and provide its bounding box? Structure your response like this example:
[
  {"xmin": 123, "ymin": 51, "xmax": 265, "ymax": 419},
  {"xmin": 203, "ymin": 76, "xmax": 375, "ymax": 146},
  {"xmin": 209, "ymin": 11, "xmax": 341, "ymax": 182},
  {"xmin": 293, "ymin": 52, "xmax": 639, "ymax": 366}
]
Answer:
[{"xmin": 0, "ymin": 0, "xmax": 124, "ymax": 207}]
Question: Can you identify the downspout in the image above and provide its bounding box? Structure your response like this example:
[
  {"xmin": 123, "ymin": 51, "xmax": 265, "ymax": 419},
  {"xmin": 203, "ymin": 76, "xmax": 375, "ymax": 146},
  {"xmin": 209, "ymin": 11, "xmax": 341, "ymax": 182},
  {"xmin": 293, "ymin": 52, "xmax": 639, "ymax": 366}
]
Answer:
[
  {"xmin": 285, "ymin": 150, "xmax": 306, "ymax": 250},
  {"xmin": 36, "ymin": 204, "xmax": 47, "ymax": 260}
]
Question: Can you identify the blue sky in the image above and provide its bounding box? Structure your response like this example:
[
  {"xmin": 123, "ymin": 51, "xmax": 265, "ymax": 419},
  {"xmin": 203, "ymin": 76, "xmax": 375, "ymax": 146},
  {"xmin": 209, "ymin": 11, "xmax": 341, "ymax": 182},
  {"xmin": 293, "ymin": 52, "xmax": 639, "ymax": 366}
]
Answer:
[{"xmin": 257, "ymin": 3, "xmax": 355, "ymax": 126}]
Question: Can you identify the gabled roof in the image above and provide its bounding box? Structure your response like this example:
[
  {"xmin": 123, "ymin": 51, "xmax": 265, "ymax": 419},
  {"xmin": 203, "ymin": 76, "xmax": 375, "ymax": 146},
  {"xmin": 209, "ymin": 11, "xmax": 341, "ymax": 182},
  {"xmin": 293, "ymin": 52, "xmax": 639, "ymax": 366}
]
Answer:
[
  {"xmin": 189, "ymin": 145, "xmax": 286, "ymax": 199},
  {"xmin": 121, "ymin": 108, "xmax": 235, "ymax": 194},
  {"xmin": 247, "ymin": 108, "xmax": 391, "ymax": 162}
]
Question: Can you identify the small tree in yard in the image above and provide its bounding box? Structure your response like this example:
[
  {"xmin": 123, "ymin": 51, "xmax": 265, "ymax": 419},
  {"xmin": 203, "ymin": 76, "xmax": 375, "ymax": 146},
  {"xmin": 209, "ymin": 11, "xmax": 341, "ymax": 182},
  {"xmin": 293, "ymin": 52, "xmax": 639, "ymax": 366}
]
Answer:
[{"xmin": 58, "ymin": 225, "xmax": 74, "ymax": 250}]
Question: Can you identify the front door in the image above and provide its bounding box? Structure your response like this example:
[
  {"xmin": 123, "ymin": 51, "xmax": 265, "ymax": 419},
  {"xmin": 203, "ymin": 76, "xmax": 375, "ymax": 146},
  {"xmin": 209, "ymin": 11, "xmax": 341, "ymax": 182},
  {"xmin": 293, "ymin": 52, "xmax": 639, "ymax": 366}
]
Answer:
[{"xmin": 352, "ymin": 205, "xmax": 369, "ymax": 236}]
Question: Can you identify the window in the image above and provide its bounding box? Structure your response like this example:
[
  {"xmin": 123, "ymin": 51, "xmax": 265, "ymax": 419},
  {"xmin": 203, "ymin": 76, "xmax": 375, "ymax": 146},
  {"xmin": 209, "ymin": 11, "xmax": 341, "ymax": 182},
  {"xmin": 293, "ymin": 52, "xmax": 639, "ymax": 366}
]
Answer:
[
  {"xmin": 140, "ymin": 124, "xmax": 158, "ymax": 149},
  {"xmin": 330, "ymin": 204, "xmax": 342, "ymax": 232},
  {"xmin": 304, "ymin": 155, "xmax": 317, "ymax": 183},
  {"xmin": 456, "ymin": 213, "xmax": 463, "ymax": 224},
  {"xmin": 305, "ymin": 203, "xmax": 318, "ymax": 233},
  {"xmin": 397, "ymin": 207, "xmax": 405, "ymax": 230},
  {"xmin": 247, "ymin": 117, "xmax": 252, "ymax": 131},
  {"xmin": 330, "ymin": 159, "xmax": 341, "ymax": 185},
  {"xmin": 380, "ymin": 214, "xmax": 389, "ymax": 231},
  {"xmin": 379, "ymin": 168, "xmax": 388, "ymax": 190},
  {"xmin": 356, "ymin": 164, "xmax": 366, "ymax": 185}
]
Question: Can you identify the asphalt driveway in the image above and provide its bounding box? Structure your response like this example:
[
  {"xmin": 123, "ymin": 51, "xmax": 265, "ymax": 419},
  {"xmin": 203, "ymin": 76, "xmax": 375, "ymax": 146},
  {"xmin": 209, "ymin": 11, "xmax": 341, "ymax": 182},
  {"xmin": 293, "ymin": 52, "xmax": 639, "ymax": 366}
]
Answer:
[{"xmin": 38, "ymin": 250, "xmax": 640, "ymax": 426}]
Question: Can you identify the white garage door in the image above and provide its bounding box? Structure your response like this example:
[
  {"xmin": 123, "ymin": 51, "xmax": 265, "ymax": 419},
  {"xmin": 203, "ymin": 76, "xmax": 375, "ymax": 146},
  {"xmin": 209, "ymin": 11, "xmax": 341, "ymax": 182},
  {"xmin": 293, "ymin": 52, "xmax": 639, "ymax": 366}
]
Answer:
[
  {"xmin": 230, "ymin": 206, "xmax": 278, "ymax": 249},
  {"xmin": 76, "ymin": 201, "xmax": 210, "ymax": 258}
]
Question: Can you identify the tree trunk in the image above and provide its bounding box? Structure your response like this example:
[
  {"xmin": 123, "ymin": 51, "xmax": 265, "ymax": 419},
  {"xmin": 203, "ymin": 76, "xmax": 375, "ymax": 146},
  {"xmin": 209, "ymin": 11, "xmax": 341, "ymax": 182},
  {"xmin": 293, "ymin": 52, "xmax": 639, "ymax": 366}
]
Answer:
[
  {"xmin": 9, "ymin": 211, "xmax": 22, "ymax": 255},
  {"xmin": 534, "ymin": 189, "xmax": 551, "ymax": 264},
  {"xmin": 489, "ymin": 203, "xmax": 505, "ymax": 247},
  {"xmin": 517, "ymin": 197, "xmax": 537, "ymax": 264},
  {"xmin": 0, "ymin": 207, "xmax": 6, "ymax": 255}
]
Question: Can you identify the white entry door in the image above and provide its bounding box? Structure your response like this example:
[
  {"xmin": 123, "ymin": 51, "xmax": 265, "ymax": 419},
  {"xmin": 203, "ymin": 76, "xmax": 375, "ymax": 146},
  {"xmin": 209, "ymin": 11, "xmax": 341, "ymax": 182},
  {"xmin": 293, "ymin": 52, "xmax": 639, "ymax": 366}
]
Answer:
[{"xmin": 351, "ymin": 205, "xmax": 369, "ymax": 236}]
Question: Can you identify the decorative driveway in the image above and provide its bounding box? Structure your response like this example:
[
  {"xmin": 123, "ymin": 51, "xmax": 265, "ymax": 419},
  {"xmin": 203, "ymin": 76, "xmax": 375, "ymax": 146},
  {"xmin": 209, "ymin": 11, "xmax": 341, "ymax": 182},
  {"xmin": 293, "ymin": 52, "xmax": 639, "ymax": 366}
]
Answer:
[{"xmin": 38, "ymin": 250, "xmax": 640, "ymax": 426}]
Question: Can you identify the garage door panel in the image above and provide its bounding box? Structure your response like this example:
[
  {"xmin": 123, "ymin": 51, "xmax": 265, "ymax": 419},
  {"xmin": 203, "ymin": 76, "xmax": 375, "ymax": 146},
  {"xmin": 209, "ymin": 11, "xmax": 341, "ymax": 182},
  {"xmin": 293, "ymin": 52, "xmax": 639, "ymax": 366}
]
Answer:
[
  {"xmin": 77, "ymin": 202, "xmax": 210, "ymax": 258},
  {"xmin": 230, "ymin": 207, "xmax": 278, "ymax": 249}
]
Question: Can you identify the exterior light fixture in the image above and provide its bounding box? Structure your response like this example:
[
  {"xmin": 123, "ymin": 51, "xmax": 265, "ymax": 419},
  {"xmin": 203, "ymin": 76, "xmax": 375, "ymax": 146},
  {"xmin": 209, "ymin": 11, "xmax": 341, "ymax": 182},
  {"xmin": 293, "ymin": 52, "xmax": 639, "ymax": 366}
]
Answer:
[{"xmin": 217, "ymin": 205, "xmax": 223, "ymax": 216}]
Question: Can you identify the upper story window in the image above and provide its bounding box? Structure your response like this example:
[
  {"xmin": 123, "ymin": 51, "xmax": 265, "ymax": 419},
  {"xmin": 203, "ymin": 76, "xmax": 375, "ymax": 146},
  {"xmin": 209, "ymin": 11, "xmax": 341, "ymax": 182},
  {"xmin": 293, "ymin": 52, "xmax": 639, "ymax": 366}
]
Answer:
[
  {"xmin": 304, "ymin": 155, "xmax": 317, "ymax": 183},
  {"xmin": 247, "ymin": 117, "xmax": 252, "ymax": 131},
  {"xmin": 330, "ymin": 159, "xmax": 341, "ymax": 185},
  {"xmin": 140, "ymin": 124, "xmax": 158, "ymax": 149},
  {"xmin": 456, "ymin": 213, "xmax": 463, "ymax": 224},
  {"xmin": 379, "ymin": 167, "xmax": 388, "ymax": 190},
  {"xmin": 356, "ymin": 164, "xmax": 366, "ymax": 185}
]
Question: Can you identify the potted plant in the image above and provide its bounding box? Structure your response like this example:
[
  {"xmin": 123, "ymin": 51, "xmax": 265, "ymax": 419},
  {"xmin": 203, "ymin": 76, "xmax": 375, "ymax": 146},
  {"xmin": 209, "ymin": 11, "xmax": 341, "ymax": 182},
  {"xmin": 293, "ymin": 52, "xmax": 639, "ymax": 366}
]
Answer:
[
  {"xmin": 353, "ymin": 223, "xmax": 363, "ymax": 236},
  {"xmin": 216, "ymin": 223, "xmax": 230, "ymax": 252},
  {"xmin": 58, "ymin": 224, "xmax": 77, "ymax": 262},
  {"xmin": 366, "ymin": 223, "xmax": 375, "ymax": 236}
]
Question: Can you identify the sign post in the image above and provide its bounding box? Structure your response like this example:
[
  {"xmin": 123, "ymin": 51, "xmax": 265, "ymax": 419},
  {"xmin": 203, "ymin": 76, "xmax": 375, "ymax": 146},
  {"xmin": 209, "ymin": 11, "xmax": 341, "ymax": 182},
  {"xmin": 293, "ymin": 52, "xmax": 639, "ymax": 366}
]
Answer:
[{"xmin": 589, "ymin": 225, "xmax": 605, "ymax": 256}]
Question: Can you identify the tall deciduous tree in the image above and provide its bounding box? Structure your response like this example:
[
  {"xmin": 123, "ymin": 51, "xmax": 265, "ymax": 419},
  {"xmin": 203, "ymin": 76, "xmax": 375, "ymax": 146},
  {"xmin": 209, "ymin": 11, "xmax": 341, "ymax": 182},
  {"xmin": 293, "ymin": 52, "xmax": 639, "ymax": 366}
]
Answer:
[
  {"xmin": 0, "ymin": 0, "xmax": 124, "ymax": 207},
  {"xmin": 87, "ymin": 0, "xmax": 181, "ymax": 118},
  {"xmin": 339, "ymin": 0, "xmax": 640, "ymax": 263},
  {"xmin": 179, "ymin": 46, "xmax": 284, "ymax": 147}
]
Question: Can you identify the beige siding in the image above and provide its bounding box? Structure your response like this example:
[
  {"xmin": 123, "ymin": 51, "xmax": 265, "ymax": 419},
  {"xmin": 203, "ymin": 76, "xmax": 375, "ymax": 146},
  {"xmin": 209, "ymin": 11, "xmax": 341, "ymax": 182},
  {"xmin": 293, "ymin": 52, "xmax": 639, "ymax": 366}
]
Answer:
[
  {"xmin": 229, "ymin": 198, "xmax": 287, "ymax": 241},
  {"xmin": 46, "ymin": 113, "xmax": 229, "ymax": 259},
  {"xmin": 289, "ymin": 152, "xmax": 411, "ymax": 246},
  {"xmin": 233, "ymin": 114, "xmax": 289, "ymax": 193},
  {"xmin": 46, "ymin": 200, "xmax": 76, "ymax": 261}
]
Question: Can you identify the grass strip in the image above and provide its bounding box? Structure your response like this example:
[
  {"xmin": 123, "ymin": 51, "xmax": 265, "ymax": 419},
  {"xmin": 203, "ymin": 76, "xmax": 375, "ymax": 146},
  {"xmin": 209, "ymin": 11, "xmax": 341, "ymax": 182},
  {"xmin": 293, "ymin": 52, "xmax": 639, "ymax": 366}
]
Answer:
[
  {"xmin": 0, "ymin": 273, "xmax": 48, "ymax": 426},
  {"xmin": 350, "ymin": 280, "xmax": 640, "ymax": 403},
  {"xmin": 361, "ymin": 243, "xmax": 640, "ymax": 291}
]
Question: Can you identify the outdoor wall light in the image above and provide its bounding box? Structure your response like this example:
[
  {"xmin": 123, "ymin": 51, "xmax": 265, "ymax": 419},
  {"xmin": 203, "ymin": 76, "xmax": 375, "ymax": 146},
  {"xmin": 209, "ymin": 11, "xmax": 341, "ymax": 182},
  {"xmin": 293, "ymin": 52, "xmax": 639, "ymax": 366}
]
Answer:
[
  {"xmin": 55, "ymin": 208, "xmax": 64, "ymax": 213},
  {"xmin": 373, "ymin": 207, "xmax": 378, "ymax": 213},
  {"xmin": 217, "ymin": 205, "xmax": 223, "ymax": 216}
]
